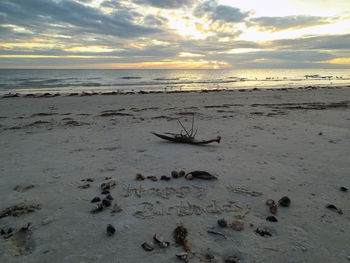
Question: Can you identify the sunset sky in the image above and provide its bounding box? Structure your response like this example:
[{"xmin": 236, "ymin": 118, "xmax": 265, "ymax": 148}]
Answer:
[{"xmin": 0, "ymin": 0, "xmax": 349, "ymax": 69}]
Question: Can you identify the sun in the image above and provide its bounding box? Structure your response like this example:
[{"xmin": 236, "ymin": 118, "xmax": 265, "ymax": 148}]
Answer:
[{"xmin": 166, "ymin": 12, "xmax": 213, "ymax": 40}]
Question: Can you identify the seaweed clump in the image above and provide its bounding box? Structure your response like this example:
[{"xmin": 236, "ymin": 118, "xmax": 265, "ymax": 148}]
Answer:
[{"xmin": 173, "ymin": 224, "xmax": 189, "ymax": 251}]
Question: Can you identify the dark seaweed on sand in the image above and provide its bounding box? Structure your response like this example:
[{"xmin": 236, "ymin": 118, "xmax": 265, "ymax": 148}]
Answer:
[{"xmin": 173, "ymin": 225, "xmax": 188, "ymax": 246}]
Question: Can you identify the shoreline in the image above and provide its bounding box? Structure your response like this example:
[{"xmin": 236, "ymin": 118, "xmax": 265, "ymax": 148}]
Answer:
[{"xmin": 1, "ymin": 84, "xmax": 349, "ymax": 99}]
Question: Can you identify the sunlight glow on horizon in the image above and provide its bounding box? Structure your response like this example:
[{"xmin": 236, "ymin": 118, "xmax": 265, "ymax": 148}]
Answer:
[{"xmin": 63, "ymin": 46, "xmax": 122, "ymax": 53}]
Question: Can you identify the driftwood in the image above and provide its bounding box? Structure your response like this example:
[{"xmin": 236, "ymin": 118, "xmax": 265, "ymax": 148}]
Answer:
[{"xmin": 152, "ymin": 116, "xmax": 221, "ymax": 145}]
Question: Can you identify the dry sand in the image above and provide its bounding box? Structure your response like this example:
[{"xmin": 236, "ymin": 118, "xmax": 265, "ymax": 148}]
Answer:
[{"xmin": 0, "ymin": 87, "xmax": 349, "ymax": 263}]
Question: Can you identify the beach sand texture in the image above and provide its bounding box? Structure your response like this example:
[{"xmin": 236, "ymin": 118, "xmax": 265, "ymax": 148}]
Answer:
[{"xmin": 0, "ymin": 87, "xmax": 349, "ymax": 262}]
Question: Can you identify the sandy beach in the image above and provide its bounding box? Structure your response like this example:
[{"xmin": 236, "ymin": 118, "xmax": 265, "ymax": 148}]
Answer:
[{"xmin": 0, "ymin": 87, "xmax": 349, "ymax": 263}]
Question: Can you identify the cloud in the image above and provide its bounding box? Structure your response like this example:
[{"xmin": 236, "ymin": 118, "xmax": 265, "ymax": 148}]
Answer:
[
  {"xmin": 193, "ymin": 0, "xmax": 250, "ymax": 23},
  {"xmin": 0, "ymin": 0, "xmax": 159, "ymax": 38},
  {"xmin": 100, "ymin": 0, "xmax": 123, "ymax": 9},
  {"xmin": 143, "ymin": 15, "xmax": 168, "ymax": 26},
  {"xmin": 249, "ymin": 15, "xmax": 330, "ymax": 32},
  {"xmin": 271, "ymin": 34, "xmax": 350, "ymax": 50},
  {"xmin": 206, "ymin": 49, "xmax": 336, "ymax": 68},
  {"xmin": 0, "ymin": 0, "xmax": 349, "ymax": 69},
  {"xmin": 133, "ymin": 0, "xmax": 194, "ymax": 9}
]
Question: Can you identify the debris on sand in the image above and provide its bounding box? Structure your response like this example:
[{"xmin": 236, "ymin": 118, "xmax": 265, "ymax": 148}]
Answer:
[
  {"xmin": 340, "ymin": 186, "xmax": 348, "ymax": 192},
  {"xmin": 278, "ymin": 196, "xmax": 291, "ymax": 207},
  {"xmin": 205, "ymin": 253, "xmax": 215, "ymax": 261},
  {"xmin": 217, "ymin": 218, "xmax": 228, "ymax": 228},
  {"xmin": 325, "ymin": 204, "xmax": 343, "ymax": 214},
  {"xmin": 106, "ymin": 224, "xmax": 116, "ymax": 236},
  {"xmin": 0, "ymin": 202, "xmax": 41, "ymax": 218},
  {"xmin": 224, "ymin": 256, "xmax": 240, "ymax": 263},
  {"xmin": 42, "ymin": 216, "xmax": 54, "ymax": 225},
  {"xmin": 136, "ymin": 173, "xmax": 146, "ymax": 180},
  {"xmin": 147, "ymin": 176, "xmax": 158, "ymax": 182},
  {"xmin": 231, "ymin": 220, "xmax": 244, "ymax": 231},
  {"xmin": 266, "ymin": 199, "xmax": 275, "ymax": 206},
  {"xmin": 13, "ymin": 185, "xmax": 35, "ymax": 192},
  {"xmin": 90, "ymin": 204, "xmax": 104, "ymax": 214},
  {"xmin": 111, "ymin": 204, "xmax": 123, "ymax": 213},
  {"xmin": 266, "ymin": 216, "xmax": 278, "ymax": 222},
  {"xmin": 153, "ymin": 234, "xmax": 170, "ymax": 248},
  {"xmin": 255, "ymin": 228, "xmax": 272, "ymax": 237},
  {"xmin": 207, "ymin": 229, "xmax": 227, "ymax": 239},
  {"xmin": 185, "ymin": 171, "xmax": 218, "ymax": 180},
  {"xmin": 173, "ymin": 224, "xmax": 189, "ymax": 251},
  {"xmin": 91, "ymin": 197, "xmax": 101, "ymax": 203},
  {"xmin": 176, "ymin": 252, "xmax": 189, "ymax": 262},
  {"xmin": 141, "ymin": 241, "xmax": 154, "ymax": 251},
  {"xmin": 269, "ymin": 204, "xmax": 278, "ymax": 215},
  {"xmin": 152, "ymin": 116, "xmax": 221, "ymax": 145},
  {"xmin": 171, "ymin": 171, "xmax": 179, "ymax": 178},
  {"xmin": 106, "ymin": 194, "xmax": 114, "ymax": 201},
  {"xmin": 102, "ymin": 198, "xmax": 112, "ymax": 207},
  {"xmin": 78, "ymin": 184, "xmax": 90, "ymax": 189},
  {"xmin": 160, "ymin": 175, "xmax": 171, "ymax": 181},
  {"xmin": 101, "ymin": 180, "xmax": 116, "ymax": 191},
  {"xmin": 185, "ymin": 174, "xmax": 194, "ymax": 180}
]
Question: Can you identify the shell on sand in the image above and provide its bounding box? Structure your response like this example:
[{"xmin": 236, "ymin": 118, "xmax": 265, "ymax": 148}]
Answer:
[{"xmin": 231, "ymin": 220, "xmax": 244, "ymax": 231}]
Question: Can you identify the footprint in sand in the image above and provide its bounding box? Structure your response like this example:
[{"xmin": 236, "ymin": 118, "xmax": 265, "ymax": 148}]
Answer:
[{"xmin": 2, "ymin": 223, "xmax": 35, "ymax": 256}]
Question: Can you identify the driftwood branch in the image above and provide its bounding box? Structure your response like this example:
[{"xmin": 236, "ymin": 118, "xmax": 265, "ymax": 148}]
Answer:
[{"xmin": 152, "ymin": 115, "xmax": 221, "ymax": 145}]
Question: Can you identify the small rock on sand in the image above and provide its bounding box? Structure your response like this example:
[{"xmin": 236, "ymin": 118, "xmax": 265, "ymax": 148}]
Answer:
[
  {"xmin": 111, "ymin": 204, "xmax": 123, "ymax": 213},
  {"xmin": 136, "ymin": 173, "xmax": 145, "ymax": 180},
  {"xmin": 255, "ymin": 227, "xmax": 272, "ymax": 237},
  {"xmin": 266, "ymin": 216, "xmax": 278, "ymax": 222},
  {"xmin": 106, "ymin": 224, "xmax": 116, "ymax": 236},
  {"xmin": 141, "ymin": 241, "xmax": 154, "ymax": 251},
  {"xmin": 171, "ymin": 171, "xmax": 179, "ymax": 178},
  {"xmin": 42, "ymin": 216, "xmax": 54, "ymax": 225},
  {"xmin": 340, "ymin": 187, "xmax": 348, "ymax": 192},
  {"xmin": 278, "ymin": 196, "xmax": 291, "ymax": 207},
  {"xmin": 106, "ymin": 194, "xmax": 114, "ymax": 200},
  {"xmin": 78, "ymin": 184, "xmax": 90, "ymax": 189},
  {"xmin": 231, "ymin": 220, "xmax": 244, "ymax": 231},
  {"xmin": 102, "ymin": 198, "xmax": 112, "ymax": 207},
  {"xmin": 91, "ymin": 197, "xmax": 101, "ymax": 203},
  {"xmin": 225, "ymin": 256, "xmax": 239, "ymax": 263},
  {"xmin": 101, "ymin": 180, "xmax": 116, "ymax": 191},
  {"xmin": 269, "ymin": 204, "xmax": 278, "ymax": 214},
  {"xmin": 218, "ymin": 218, "xmax": 228, "ymax": 228}
]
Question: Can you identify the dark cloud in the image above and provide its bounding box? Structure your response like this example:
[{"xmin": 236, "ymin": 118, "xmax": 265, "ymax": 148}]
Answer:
[
  {"xmin": 100, "ymin": 0, "xmax": 123, "ymax": 9},
  {"xmin": 271, "ymin": 34, "xmax": 350, "ymax": 50},
  {"xmin": 249, "ymin": 15, "xmax": 330, "ymax": 32},
  {"xmin": 0, "ymin": 0, "xmax": 159, "ymax": 38},
  {"xmin": 193, "ymin": 0, "xmax": 249, "ymax": 23},
  {"xmin": 143, "ymin": 15, "xmax": 168, "ymax": 26},
  {"xmin": 133, "ymin": 0, "xmax": 193, "ymax": 9}
]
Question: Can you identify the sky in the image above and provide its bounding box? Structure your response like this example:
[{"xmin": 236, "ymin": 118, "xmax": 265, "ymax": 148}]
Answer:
[{"xmin": 0, "ymin": 0, "xmax": 349, "ymax": 69}]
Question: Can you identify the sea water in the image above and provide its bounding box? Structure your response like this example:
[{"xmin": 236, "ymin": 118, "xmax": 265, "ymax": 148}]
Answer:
[{"xmin": 0, "ymin": 68, "xmax": 349, "ymax": 95}]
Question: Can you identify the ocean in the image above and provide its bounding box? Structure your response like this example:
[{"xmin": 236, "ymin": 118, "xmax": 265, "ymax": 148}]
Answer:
[{"xmin": 0, "ymin": 68, "xmax": 349, "ymax": 95}]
